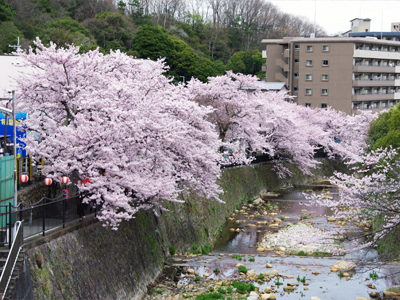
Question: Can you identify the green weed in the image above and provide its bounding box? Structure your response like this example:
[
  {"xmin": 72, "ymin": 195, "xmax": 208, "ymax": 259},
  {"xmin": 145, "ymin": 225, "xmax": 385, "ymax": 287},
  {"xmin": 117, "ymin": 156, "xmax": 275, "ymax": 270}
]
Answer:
[{"xmin": 169, "ymin": 245, "xmax": 176, "ymax": 256}]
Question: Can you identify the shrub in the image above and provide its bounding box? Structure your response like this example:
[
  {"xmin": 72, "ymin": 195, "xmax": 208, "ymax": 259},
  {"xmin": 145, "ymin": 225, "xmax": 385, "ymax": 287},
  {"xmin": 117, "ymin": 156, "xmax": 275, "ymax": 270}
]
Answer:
[
  {"xmin": 231, "ymin": 281, "xmax": 255, "ymax": 294},
  {"xmin": 237, "ymin": 265, "xmax": 249, "ymax": 273},
  {"xmin": 213, "ymin": 267, "xmax": 220, "ymax": 275},
  {"xmin": 196, "ymin": 293, "xmax": 224, "ymax": 300},
  {"xmin": 169, "ymin": 245, "xmax": 176, "ymax": 256},
  {"xmin": 217, "ymin": 287, "xmax": 226, "ymax": 294},
  {"xmin": 201, "ymin": 244, "xmax": 212, "ymax": 255}
]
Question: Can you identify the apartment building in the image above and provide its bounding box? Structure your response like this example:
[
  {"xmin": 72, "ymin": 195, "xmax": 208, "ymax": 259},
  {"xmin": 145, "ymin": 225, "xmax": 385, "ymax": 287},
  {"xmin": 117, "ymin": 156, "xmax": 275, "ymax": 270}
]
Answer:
[{"xmin": 261, "ymin": 37, "xmax": 400, "ymax": 114}]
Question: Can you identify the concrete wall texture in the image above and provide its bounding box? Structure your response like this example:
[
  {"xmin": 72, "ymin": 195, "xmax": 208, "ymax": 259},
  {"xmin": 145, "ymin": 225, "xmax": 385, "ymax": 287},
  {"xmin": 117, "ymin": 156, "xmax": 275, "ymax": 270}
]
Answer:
[{"xmin": 24, "ymin": 159, "xmax": 346, "ymax": 300}]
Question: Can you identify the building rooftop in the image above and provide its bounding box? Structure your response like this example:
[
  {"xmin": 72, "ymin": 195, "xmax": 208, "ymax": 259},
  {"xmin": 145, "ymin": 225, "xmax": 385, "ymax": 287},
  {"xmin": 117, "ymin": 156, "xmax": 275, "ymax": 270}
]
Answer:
[{"xmin": 261, "ymin": 37, "xmax": 400, "ymax": 45}]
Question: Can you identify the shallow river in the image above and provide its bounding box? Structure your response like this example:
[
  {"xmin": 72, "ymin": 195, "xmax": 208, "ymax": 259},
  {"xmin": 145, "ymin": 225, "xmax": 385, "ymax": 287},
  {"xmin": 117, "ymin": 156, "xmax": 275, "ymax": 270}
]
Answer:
[{"xmin": 144, "ymin": 185, "xmax": 400, "ymax": 300}]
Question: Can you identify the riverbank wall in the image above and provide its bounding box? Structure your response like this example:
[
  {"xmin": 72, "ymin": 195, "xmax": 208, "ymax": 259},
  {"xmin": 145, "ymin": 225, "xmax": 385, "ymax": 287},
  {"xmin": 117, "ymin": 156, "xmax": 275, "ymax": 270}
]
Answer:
[{"xmin": 23, "ymin": 159, "xmax": 346, "ymax": 300}]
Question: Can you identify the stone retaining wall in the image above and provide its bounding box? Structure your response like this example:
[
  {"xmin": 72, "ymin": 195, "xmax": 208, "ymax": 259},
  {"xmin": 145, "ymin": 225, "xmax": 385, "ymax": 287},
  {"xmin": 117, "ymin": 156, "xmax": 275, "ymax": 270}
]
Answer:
[{"xmin": 23, "ymin": 159, "xmax": 346, "ymax": 300}]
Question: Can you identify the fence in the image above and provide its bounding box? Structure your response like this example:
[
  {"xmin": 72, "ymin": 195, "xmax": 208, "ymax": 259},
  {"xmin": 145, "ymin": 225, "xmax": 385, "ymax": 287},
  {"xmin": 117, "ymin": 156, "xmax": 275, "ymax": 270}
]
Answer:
[{"xmin": 0, "ymin": 195, "xmax": 98, "ymax": 247}]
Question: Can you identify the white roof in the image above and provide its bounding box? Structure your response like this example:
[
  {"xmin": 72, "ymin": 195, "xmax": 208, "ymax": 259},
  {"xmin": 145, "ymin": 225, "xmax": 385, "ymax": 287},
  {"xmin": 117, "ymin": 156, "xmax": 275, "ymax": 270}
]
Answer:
[
  {"xmin": 0, "ymin": 55, "xmax": 32, "ymax": 98},
  {"xmin": 255, "ymin": 81, "xmax": 286, "ymax": 90}
]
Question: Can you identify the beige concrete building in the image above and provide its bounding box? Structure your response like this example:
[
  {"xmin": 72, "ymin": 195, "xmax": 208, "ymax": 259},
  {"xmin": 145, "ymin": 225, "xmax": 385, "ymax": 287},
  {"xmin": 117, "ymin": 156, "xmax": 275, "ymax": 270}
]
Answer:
[{"xmin": 261, "ymin": 37, "xmax": 400, "ymax": 114}]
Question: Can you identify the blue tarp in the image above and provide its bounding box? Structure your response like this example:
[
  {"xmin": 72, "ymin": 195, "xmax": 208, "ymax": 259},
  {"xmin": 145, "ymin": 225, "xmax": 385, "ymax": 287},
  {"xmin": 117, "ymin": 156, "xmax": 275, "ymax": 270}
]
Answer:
[{"xmin": 0, "ymin": 112, "xmax": 27, "ymax": 157}]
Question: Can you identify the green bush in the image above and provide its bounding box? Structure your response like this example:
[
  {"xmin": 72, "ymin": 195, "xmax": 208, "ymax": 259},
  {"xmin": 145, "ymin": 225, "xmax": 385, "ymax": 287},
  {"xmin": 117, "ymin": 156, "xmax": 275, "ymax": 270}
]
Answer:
[
  {"xmin": 230, "ymin": 281, "xmax": 255, "ymax": 294},
  {"xmin": 169, "ymin": 245, "xmax": 176, "ymax": 255},
  {"xmin": 201, "ymin": 244, "xmax": 212, "ymax": 255},
  {"xmin": 217, "ymin": 287, "xmax": 226, "ymax": 294},
  {"xmin": 196, "ymin": 293, "xmax": 225, "ymax": 300},
  {"xmin": 237, "ymin": 265, "xmax": 249, "ymax": 273}
]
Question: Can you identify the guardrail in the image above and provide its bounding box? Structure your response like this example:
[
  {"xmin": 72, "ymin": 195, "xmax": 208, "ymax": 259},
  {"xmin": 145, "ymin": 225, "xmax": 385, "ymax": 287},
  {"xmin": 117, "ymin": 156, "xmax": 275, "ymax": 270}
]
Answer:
[{"xmin": 0, "ymin": 221, "xmax": 23, "ymax": 300}]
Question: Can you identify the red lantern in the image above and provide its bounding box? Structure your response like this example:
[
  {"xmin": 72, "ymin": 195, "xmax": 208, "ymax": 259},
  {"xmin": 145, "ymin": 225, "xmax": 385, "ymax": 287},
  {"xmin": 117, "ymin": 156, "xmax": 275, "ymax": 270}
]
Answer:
[
  {"xmin": 20, "ymin": 174, "xmax": 29, "ymax": 183},
  {"xmin": 44, "ymin": 178, "xmax": 52, "ymax": 186},
  {"xmin": 76, "ymin": 180, "xmax": 83, "ymax": 186},
  {"xmin": 61, "ymin": 176, "xmax": 70, "ymax": 184}
]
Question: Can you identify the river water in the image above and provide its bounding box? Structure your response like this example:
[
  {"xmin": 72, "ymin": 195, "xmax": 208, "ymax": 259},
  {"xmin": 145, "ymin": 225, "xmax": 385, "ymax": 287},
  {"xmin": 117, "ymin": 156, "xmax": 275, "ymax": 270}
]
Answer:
[{"xmin": 144, "ymin": 185, "xmax": 400, "ymax": 300}]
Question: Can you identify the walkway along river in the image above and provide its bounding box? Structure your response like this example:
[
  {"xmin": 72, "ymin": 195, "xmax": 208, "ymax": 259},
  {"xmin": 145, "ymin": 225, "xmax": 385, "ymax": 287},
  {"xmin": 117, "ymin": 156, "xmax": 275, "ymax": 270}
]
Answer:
[{"xmin": 144, "ymin": 183, "xmax": 400, "ymax": 300}]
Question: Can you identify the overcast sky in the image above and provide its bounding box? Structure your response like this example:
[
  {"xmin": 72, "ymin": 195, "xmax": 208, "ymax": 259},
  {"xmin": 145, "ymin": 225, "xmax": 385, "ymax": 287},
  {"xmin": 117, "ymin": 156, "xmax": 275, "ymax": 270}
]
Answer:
[{"xmin": 269, "ymin": 0, "xmax": 400, "ymax": 36}]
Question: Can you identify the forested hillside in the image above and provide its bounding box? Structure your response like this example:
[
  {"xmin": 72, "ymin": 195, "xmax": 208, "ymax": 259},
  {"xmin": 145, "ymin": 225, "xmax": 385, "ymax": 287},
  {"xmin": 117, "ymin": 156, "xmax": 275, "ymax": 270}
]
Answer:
[{"xmin": 0, "ymin": 0, "xmax": 327, "ymax": 81}]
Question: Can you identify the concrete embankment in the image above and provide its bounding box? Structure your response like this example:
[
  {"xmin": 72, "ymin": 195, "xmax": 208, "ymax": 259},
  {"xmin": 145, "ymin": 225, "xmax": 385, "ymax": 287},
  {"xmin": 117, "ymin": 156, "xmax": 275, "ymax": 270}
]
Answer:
[{"xmin": 22, "ymin": 159, "xmax": 346, "ymax": 300}]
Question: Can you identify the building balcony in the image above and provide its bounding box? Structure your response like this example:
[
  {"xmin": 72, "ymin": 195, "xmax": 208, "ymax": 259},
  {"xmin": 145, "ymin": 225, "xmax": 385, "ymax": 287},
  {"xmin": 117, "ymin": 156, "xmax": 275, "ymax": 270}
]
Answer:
[
  {"xmin": 274, "ymin": 72, "xmax": 287, "ymax": 82},
  {"xmin": 284, "ymin": 49, "xmax": 290, "ymax": 58},
  {"xmin": 276, "ymin": 59, "xmax": 289, "ymax": 72},
  {"xmin": 354, "ymin": 49, "xmax": 400, "ymax": 60},
  {"xmin": 352, "ymin": 92, "xmax": 395, "ymax": 101},
  {"xmin": 352, "ymin": 79, "xmax": 395, "ymax": 87},
  {"xmin": 353, "ymin": 65, "xmax": 396, "ymax": 73}
]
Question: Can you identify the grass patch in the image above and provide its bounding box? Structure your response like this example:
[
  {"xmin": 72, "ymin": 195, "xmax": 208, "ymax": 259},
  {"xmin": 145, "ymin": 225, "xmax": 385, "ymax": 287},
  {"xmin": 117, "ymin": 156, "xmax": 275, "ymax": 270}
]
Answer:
[
  {"xmin": 196, "ymin": 293, "xmax": 225, "ymax": 300},
  {"xmin": 237, "ymin": 265, "xmax": 249, "ymax": 274},
  {"xmin": 296, "ymin": 250, "xmax": 307, "ymax": 256},
  {"xmin": 230, "ymin": 281, "xmax": 255, "ymax": 294},
  {"xmin": 232, "ymin": 254, "xmax": 242, "ymax": 261},
  {"xmin": 313, "ymin": 251, "xmax": 331, "ymax": 257},
  {"xmin": 248, "ymin": 257, "xmax": 255, "ymax": 262},
  {"xmin": 195, "ymin": 276, "xmax": 200, "ymax": 282},
  {"xmin": 201, "ymin": 244, "xmax": 212, "ymax": 255},
  {"xmin": 370, "ymin": 271, "xmax": 379, "ymax": 280},
  {"xmin": 213, "ymin": 267, "xmax": 221, "ymax": 275},
  {"xmin": 217, "ymin": 287, "xmax": 226, "ymax": 294},
  {"xmin": 257, "ymin": 273, "xmax": 265, "ymax": 280},
  {"xmin": 152, "ymin": 287, "xmax": 165, "ymax": 294},
  {"xmin": 338, "ymin": 271, "xmax": 344, "ymax": 278}
]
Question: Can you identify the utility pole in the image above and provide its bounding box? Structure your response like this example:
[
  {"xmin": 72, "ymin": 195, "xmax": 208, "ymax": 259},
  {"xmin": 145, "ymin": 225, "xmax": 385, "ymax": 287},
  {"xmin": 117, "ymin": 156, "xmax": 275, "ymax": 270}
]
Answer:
[{"xmin": 8, "ymin": 37, "xmax": 21, "ymax": 52}]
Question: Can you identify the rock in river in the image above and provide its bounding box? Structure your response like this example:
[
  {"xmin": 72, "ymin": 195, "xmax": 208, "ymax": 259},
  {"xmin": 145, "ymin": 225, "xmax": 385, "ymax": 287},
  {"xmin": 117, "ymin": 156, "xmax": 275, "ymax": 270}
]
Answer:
[
  {"xmin": 384, "ymin": 285, "xmax": 400, "ymax": 299},
  {"xmin": 330, "ymin": 261, "xmax": 356, "ymax": 272}
]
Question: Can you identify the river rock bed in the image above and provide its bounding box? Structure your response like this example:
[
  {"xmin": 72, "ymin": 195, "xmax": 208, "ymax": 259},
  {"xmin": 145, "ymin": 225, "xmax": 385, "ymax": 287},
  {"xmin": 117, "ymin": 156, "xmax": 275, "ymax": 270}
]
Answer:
[
  {"xmin": 143, "ymin": 185, "xmax": 400, "ymax": 300},
  {"xmin": 258, "ymin": 223, "xmax": 340, "ymax": 255}
]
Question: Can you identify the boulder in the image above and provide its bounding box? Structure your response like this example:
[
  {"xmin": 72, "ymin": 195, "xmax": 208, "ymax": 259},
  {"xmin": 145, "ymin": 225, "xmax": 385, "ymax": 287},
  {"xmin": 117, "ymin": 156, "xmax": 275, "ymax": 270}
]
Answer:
[
  {"xmin": 253, "ymin": 198, "xmax": 263, "ymax": 205},
  {"xmin": 283, "ymin": 285, "xmax": 294, "ymax": 292},
  {"xmin": 247, "ymin": 269, "xmax": 257, "ymax": 277},
  {"xmin": 355, "ymin": 298, "xmax": 371, "ymax": 300},
  {"xmin": 330, "ymin": 261, "xmax": 356, "ymax": 272},
  {"xmin": 266, "ymin": 263, "xmax": 273, "ymax": 268},
  {"xmin": 310, "ymin": 297, "xmax": 321, "ymax": 300},
  {"xmin": 383, "ymin": 286, "xmax": 400, "ymax": 299}
]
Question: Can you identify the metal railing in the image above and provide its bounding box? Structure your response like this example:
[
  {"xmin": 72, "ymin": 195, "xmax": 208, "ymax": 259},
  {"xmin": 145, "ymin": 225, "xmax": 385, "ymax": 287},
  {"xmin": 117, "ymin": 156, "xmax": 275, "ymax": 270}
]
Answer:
[
  {"xmin": 0, "ymin": 195, "xmax": 99, "ymax": 247},
  {"xmin": 0, "ymin": 221, "xmax": 23, "ymax": 300}
]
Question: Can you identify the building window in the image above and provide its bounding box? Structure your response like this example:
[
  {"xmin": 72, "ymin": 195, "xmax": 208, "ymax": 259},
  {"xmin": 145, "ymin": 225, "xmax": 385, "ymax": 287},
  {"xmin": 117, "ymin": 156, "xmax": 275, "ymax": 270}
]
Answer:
[
  {"xmin": 294, "ymin": 58, "xmax": 299, "ymax": 64},
  {"xmin": 306, "ymin": 60, "xmax": 313, "ymax": 66},
  {"xmin": 294, "ymin": 72, "xmax": 299, "ymax": 78},
  {"xmin": 322, "ymin": 74, "xmax": 328, "ymax": 81},
  {"xmin": 323, "ymin": 45, "xmax": 329, "ymax": 51},
  {"xmin": 294, "ymin": 44, "xmax": 300, "ymax": 50},
  {"xmin": 305, "ymin": 103, "xmax": 311, "ymax": 107},
  {"xmin": 322, "ymin": 89, "xmax": 328, "ymax": 95},
  {"xmin": 321, "ymin": 103, "xmax": 327, "ymax": 109},
  {"xmin": 306, "ymin": 89, "xmax": 312, "ymax": 95},
  {"xmin": 293, "ymin": 87, "xmax": 298, "ymax": 93},
  {"xmin": 322, "ymin": 60, "xmax": 329, "ymax": 66},
  {"xmin": 306, "ymin": 74, "xmax": 312, "ymax": 81},
  {"xmin": 307, "ymin": 45, "xmax": 313, "ymax": 52}
]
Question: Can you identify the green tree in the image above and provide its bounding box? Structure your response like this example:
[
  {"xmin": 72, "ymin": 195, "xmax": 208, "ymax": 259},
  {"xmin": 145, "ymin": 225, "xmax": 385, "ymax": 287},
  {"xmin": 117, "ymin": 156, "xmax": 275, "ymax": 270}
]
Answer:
[
  {"xmin": 368, "ymin": 105, "xmax": 400, "ymax": 150},
  {"xmin": 0, "ymin": 22, "xmax": 23, "ymax": 54},
  {"xmin": 133, "ymin": 25, "xmax": 174, "ymax": 61},
  {"xmin": 0, "ymin": 0, "xmax": 14, "ymax": 22},
  {"xmin": 40, "ymin": 17, "xmax": 96, "ymax": 49},
  {"xmin": 226, "ymin": 50, "xmax": 265, "ymax": 76},
  {"xmin": 85, "ymin": 12, "xmax": 133, "ymax": 52}
]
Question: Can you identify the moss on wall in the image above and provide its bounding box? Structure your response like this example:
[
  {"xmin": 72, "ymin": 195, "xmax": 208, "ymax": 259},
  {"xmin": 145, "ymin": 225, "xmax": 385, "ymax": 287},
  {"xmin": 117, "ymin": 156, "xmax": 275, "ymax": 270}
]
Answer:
[{"xmin": 26, "ymin": 159, "xmax": 345, "ymax": 300}]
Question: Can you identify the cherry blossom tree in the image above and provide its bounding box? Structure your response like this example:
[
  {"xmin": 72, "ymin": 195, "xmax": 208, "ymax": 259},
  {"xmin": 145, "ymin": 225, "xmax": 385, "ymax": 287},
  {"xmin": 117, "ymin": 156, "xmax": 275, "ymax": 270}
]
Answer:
[
  {"xmin": 188, "ymin": 72, "xmax": 374, "ymax": 177},
  {"xmin": 16, "ymin": 38, "xmax": 223, "ymax": 228},
  {"xmin": 307, "ymin": 147, "xmax": 400, "ymax": 252}
]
